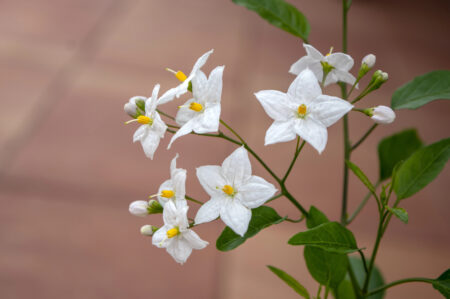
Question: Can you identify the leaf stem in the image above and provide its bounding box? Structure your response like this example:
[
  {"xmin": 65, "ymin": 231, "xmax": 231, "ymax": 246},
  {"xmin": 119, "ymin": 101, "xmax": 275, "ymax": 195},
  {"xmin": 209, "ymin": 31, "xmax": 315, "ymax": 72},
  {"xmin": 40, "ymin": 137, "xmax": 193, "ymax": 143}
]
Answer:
[
  {"xmin": 351, "ymin": 124, "xmax": 378, "ymax": 152},
  {"xmin": 366, "ymin": 277, "xmax": 433, "ymax": 296}
]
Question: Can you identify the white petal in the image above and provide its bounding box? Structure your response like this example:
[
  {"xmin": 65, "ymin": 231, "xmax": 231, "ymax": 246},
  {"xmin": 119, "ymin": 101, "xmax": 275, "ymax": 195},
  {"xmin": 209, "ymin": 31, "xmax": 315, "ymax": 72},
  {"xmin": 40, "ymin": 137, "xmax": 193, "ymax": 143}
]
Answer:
[
  {"xmin": 221, "ymin": 147, "xmax": 252, "ymax": 186},
  {"xmin": 264, "ymin": 120, "xmax": 297, "ymax": 145},
  {"xmin": 128, "ymin": 200, "xmax": 149, "ymax": 217},
  {"xmin": 326, "ymin": 53, "xmax": 354, "ymax": 71},
  {"xmin": 167, "ymin": 120, "xmax": 194, "ymax": 149},
  {"xmin": 196, "ymin": 165, "xmax": 227, "ymax": 197},
  {"xmin": 311, "ymin": 95, "xmax": 353, "ymax": 127},
  {"xmin": 166, "ymin": 237, "xmax": 193, "ymax": 264},
  {"xmin": 254, "ymin": 90, "xmax": 293, "ymax": 122},
  {"xmin": 145, "ymin": 84, "xmax": 160, "ymax": 114},
  {"xmin": 194, "ymin": 197, "xmax": 223, "ymax": 224},
  {"xmin": 157, "ymin": 179, "xmax": 173, "ymax": 206},
  {"xmin": 238, "ymin": 176, "xmax": 277, "ymax": 209},
  {"xmin": 192, "ymin": 71, "xmax": 208, "ymax": 99},
  {"xmin": 151, "ymin": 114, "xmax": 167, "ymax": 137},
  {"xmin": 333, "ymin": 69, "xmax": 357, "ymax": 86},
  {"xmin": 172, "ymin": 169, "xmax": 187, "ymax": 202},
  {"xmin": 133, "ymin": 125, "xmax": 147, "ymax": 142},
  {"xmin": 289, "ymin": 56, "xmax": 316, "ymax": 75},
  {"xmin": 182, "ymin": 230, "xmax": 209, "ymax": 250},
  {"xmin": 140, "ymin": 131, "xmax": 162, "ymax": 159},
  {"xmin": 287, "ymin": 69, "xmax": 322, "ymax": 103},
  {"xmin": 170, "ymin": 153, "xmax": 179, "ymax": 175},
  {"xmin": 190, "ymin": 49, "xmax": 214, "ymax": 76},
  {"xmin": 163, "ymin": 201, "xmax": 188, "ymax": 228},
  {"xmin": 158, "ymin": 88, "xmax": 177, "ymax": 105},
  {"xmin": 204, "ymin": 66, "xmax": 224, "ymax": 104},
  {"xmin": 176, "ymin": 98, "xmax": 198, "ymax": 126},
  {"xmin": 152, "ymin": 225, "xmax": 169, "ymax": 247},
  {"xmin": 194, "ymin": 104, "xmax": 220, "ymax": 134},
  {"xmin": 220, "ymin": 199, "xmax": 251, "ymax": 237},
  {"xmin": 303, "ymin": 44, "xmax": 324, "ymax": 60},
  {"xmin": 295, "ymin": 118, "xmax": 328, "ymax": 154}
]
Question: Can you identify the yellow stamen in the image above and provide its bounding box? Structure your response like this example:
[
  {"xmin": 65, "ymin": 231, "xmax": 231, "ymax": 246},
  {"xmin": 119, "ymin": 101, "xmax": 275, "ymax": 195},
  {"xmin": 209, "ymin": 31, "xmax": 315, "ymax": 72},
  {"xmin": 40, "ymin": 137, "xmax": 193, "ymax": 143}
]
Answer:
[
  {"xmin": 222, "ymin": 185, "xmax": 234, "ymax": 195},
  {"xmin": 189, "ymin": 102, "xmax": 203, "ymax": 112},
  {"xmin": 165, "ymin": 68, "xmax": 187, "ymax": 82},
  {"xmin": 325, "ymin": 46, "xmax": 334, "ymax": 57},
  {"xmin": 137, "ymin": 115, "xmax": 152, "ymax": 125},
  {"xmin": 166, "ymin": 227, "xmax": 180, "ymax": 238},
  {"xmin": 161, "ymin": 190, "xmax": 174, "ymax": 198},
  {"xmin": 298, "ymin": 104, "xmax": 307, "ymax": 116}
]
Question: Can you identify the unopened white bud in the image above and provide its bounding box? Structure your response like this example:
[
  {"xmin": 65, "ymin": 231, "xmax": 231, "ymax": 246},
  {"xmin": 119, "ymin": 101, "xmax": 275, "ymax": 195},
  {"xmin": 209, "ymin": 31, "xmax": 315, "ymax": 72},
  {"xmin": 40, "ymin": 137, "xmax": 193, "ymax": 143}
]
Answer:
[
  {"xmin": 380, "ymin": 71, "xmax": 388, "ymax": 81},
  {"xmin": 371, "ymin": 105, "xmax": 396, "ymax": 124},
  {"xmin": 124, "ymin": 96, "xmax": 146, "ymax": 117},
  {"xmin": 140, "ymin": 225, "xmax": 158, "ymax": 236},
  {"xmin": 129, "ymin": 200, "xmax": 149, "ymax": 217},
  {"xmin": 362, "ymin": 54, "xmax": 376, "ymax": 68}
]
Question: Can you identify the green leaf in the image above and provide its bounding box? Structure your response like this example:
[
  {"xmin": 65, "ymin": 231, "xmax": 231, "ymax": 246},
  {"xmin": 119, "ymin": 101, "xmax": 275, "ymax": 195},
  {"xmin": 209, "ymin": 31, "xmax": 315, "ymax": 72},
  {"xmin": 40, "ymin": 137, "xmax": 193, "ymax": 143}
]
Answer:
[
  {"xmin": 232, "ymin": 0, "xmax": 310, "ymax": 41},
  {"xmin": 347, "ymin": 256, "xmax": 385, "ymax": 299},
  {"xmin": 267, "ymin": 265, "xmax": 310, "ymax": 298},
  {"xmin": 216, "ymin": 206, "xmax": 285, "ymax": 251},
  {"xmin": 386, "ymin": 206, "xmax": 409, "ymax": 224},
  {"xmin": 306, "ymin": 205, "xmax": 329, "ymax": 229},
  {"xmin": 391, "ymin": 70, "xmax": 450, "ymax": 110},
  {"xmin": 378, "ymin": 129, "xmax": 423, "ymax": 181},
  {"xmin": 346, "ymin": 160, "xmax": 376, "ymax": 195},
  {"xmin": 334, "ymin": 278, "xmax": 357, "ymax": 299},
  {"xmin": 288, "ymin": 222, "xmax": 359, "ymax": 254},
  {"xmin": 394, "ymin": 138, "xmax": 450, "ymax": 199},
  {"xmin": 304, "ymin": 246, "xmax": 348, "ymax": 289},
  {"xmin": 432, "ymin": 269, "xmax": 450, "ymax": 298}
]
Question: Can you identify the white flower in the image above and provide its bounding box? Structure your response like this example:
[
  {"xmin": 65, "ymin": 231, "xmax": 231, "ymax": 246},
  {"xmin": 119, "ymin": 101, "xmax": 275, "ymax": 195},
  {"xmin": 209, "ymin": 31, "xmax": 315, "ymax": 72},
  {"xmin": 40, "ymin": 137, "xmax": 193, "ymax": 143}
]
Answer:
[
  {"xmin": 255, "ymin": 69, "xmax": 353, "ymax": 154},
  {"xmin": 289, "ymin": 43, "xmax": 356, "ymax": 86},
  {"xmin": 124, "ymin": 96, "xmax": 145, "ymax": 117},
  {"xmin": 155, "ymin": 154, "xmax": 188, "ymax": 207},
  {"xmin": 168, "ymin": 66, "xmax": 224, "ymax": 148},
  {"xmin": 362, "ymin": 54, "xmax": 376, "ymax": 68},
  {"xmin": 370, "ymin": 105, "xmax": 396, "ymax": 124},
  {"xmin": 159, "ymin": 49, "xmax": 214, "ymax": 104},
  {"xmin": 152, "ymin": 201, "xmax": 208, "ymax": 264},
  {"xmin": 130, "ymin": 84, "xmax": 168, "ymax": 159},
  {"xmin": 129, "ymin": 200, "xmax": 149, "ymax": 217},
  {"xmin": 195, "ymin": 147, "xmax": 277, "ymax": 236}
]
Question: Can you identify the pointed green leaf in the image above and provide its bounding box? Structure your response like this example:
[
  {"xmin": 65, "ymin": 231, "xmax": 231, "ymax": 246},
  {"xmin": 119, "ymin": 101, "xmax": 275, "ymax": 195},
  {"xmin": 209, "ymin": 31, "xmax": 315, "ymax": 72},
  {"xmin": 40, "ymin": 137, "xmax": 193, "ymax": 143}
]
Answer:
[
  {"xmin": 304, "ymin": 246, "xmax": 348, "ymax": 289},
  {"xmin": 267, "ymin": 265, "xmax": 310, "ymax": 298},
  {"xmin": 348, "ymin": 256, "xmax": 385, "ymax": 299},
  {"xmin": 386, "ymin": 206, "xmax": 409, "ymax": 224},
  {"xmin": 394, "ymin": 138, "xmax": 450, "ymax": 199},
  {"xmin": 433, "ymin": 269, "xmax": 450, "ymax": 298},
  {"xmin": 288, "ymin": 222, "xmax": 359, "ymax": 254},
  {"xmin": 306, "ymin": 205, "xmax": 329, "ymax": 229},
  {"xmin": 232, "ymin": 0, "xmax": 310, "ymax": 41},
  {"xmin": 216, "ymin": 206, "xmax": 285, "ymax": 251},
  {"xmin": 346, "ymin": 160, "xmax": 376, "ymax": 195},
  {"xmin": 392, "ymin": 70, "xmax": 450, "ymax": 110},
  {"xmin": 378, "ymin": 129, "xmax": 423, "ymax": 181}
]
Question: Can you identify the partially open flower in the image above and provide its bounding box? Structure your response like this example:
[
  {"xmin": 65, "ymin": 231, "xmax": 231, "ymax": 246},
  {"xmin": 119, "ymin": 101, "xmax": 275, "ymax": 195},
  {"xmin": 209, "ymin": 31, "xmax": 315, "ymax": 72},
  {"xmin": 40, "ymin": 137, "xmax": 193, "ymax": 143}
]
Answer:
[{"xmin": 369, "ymin": 105, "xmax": 396, "ymax": 124}]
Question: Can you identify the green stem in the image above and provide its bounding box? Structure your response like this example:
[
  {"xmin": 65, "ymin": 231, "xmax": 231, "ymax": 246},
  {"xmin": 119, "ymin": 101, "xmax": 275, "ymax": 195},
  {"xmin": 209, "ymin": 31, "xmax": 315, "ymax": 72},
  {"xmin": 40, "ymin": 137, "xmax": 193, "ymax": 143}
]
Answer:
[
  {"xmin": 366, "ymin": 278, "xmax": 433, "ymax": 296},
  {"xmin": 285, "ymin": 216, "xmax": 305, "ymax": 223},
  {"xmin": 282, "ymin": 139, "xmax": 306, "ymax": 183},
  {"xmin": 265, "ymin": 193, "xmax": 284, "ymax": 204},
  {"xmin": 341, "ymin": 112, "xmax": 350, "ymax": 225},
  {"xmin": 157, "ymin": 109, "xmax": 175, "ymax": 120},
  {"xmin": 324, "ymin": 285, "xmax": 330, "ymax": 299},
  {"xmin": 347, "ymin": 181, "xmax": 381, "ymax": 224},
  {"xmin": 185, "ymin": 195, "xmax": 203, "ymax": 205},
  {"xmin": 281, "ymin": 186, "xmax": 309, "ymax": 217},
  {"xmin": 358, "ymin": 249, "xmax": 369, "ymax": 274},
  {"xmin": 351, "ymin": 124, "xmax": 378, "ymax": 152}
]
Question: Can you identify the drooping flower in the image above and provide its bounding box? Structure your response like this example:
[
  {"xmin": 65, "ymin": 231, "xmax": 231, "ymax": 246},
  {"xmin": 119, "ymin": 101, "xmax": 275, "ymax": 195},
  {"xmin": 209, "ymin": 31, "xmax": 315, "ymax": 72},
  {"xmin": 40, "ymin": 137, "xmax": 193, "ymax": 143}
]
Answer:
[
  {"xmin": 152, "ymin": 201, "xmax": 208, "ymax": 264},
  {"xmin": 159, "ymin": 49, "xmax": 214, "ymax": 104},
  {"xmin": 366, "ymin": 105, "xmax": 396, "ymax": 124},
  {"xmin": 255, "ymin": 69, "xmax": 353, "ymax": 154},
  {"xmin": 167, "ymin": 66, "xmax": 224, "ymax": 148},
  {"xmin": 289, "ymin": 43, "xmax": 356, "ymax": 86},
  {"xmin": 127, "ymin": 84, "xmax": 168, "ymax": 159},
  {"xmin": 195, "ymin": 147, "xmax": 277, "ymax": 236},
  {"xmin": 124, "ymin": 96, "xmax": 146, "ymax": 117},
  {"xmin": 154, "ymin": 154, "xmax": 187, "ymax": 208}
]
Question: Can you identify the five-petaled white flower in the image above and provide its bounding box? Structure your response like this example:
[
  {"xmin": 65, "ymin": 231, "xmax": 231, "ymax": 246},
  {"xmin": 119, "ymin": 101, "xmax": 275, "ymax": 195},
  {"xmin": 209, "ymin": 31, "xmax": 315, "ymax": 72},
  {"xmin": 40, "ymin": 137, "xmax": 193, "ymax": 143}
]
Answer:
[
  {"xmin": 168, "ymin": 66, "xmax": 224, "ymax": 148},
  {"xmin": 152, "ymin": 201, "xmax": 208, "ymax": 264},
  {"xmin": 159, "ymin": 49, "xmax": 214, "ymax": 104},
  {"xmin": 155, "ymin": 154, "xmax": 188, "ymax": 207},
  {"xmin": 128, "ymin": 84, "xmax": 168, "ymax": 159},
  {"xmin": 289, "ymin": 43, "xmax": 356, "ymax": 86},
  {"xmin": 255, "ymin": 69, "xmax": 353, "ymax": 154},
  {"xmin": 195, "ymin": 147, "xmax": 277, "ymax": 236}
]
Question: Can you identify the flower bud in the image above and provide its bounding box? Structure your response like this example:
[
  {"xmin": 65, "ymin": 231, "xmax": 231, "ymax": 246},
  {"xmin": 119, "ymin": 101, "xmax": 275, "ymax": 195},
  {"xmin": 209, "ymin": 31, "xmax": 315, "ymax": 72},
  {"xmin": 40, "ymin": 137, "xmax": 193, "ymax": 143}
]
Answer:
[
  {"xmin": 362, "ymin": 54, "xmax": 376, "ymax": 68},
  {"xmin": 129, "ymin": 200, "xmax": 149, "ymax": 217},
  {"xmin": 147, "ymin": 199, "xmax": 163, "ymax": 214},
  {"xmin": 140, "ymin": 224, "xmax": 159, "ymax": 236},
  {"xmin": 365, "ymin": 105, "xmax": 396, "ymax": 124},
  {"xmin": 124, "ymin": 96, "xmax": 146, "ymax": 117}
]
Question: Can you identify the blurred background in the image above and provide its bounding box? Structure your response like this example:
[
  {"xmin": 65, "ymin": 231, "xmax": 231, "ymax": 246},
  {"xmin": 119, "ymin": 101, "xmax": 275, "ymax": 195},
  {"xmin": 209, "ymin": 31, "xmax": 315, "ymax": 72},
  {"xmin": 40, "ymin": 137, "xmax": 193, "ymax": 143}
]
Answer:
[{"xmin": 0, "ymin": 0, "xmax": 449, "ymax": 298}]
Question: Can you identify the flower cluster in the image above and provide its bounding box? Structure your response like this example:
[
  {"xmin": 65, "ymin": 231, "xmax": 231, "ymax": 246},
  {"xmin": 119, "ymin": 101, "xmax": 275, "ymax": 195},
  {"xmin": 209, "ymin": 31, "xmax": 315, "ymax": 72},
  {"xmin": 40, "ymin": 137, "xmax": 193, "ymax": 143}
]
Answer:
[{"xmin": 124, "ymin": 44, "xmax": 396, "ymax": 264}]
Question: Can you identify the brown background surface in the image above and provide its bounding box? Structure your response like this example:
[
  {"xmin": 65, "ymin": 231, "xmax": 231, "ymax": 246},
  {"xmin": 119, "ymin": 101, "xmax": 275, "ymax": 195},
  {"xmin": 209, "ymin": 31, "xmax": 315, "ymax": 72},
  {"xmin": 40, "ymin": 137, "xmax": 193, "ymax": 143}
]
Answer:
[{"xmin": 0, "ymin": 0, "xmax": 449, "ymax": 298}]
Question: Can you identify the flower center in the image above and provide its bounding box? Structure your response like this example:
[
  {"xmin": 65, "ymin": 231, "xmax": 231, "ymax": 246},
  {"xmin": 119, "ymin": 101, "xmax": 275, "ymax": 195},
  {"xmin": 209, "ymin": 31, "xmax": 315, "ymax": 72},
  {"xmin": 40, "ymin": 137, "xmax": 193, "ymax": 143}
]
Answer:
[
  {"xmin": 222, "ymin": 185, "xmax": 234, "ymax": 196},
  {"xmin": 166, "ymin": 227, "xmax": 180, "ymax": 238},
  {"xmin": 137, "ymin": 115, "xmax": 153, "ymax": 125},
  {"xmin": 160, "ymin": 190, "xmax": 175, "ymax": 198},
  {"xmin": 297, "ymin": 104, "xmax": 307, "ymax": 117},
  {"xmin": 189, "ymin": 102, "xmax": 203, "ymax": 112}
]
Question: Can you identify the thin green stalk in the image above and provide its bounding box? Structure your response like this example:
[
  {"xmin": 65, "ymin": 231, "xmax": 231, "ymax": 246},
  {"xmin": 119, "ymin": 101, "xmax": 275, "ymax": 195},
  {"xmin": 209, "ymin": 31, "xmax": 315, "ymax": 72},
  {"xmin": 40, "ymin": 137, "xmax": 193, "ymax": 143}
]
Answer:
[
  {"xmin": 351, "ymin": 124, "xmax": 378, "ymax": 152},
  {"xmin": 157, "ymin": 109, "xmax": 175, "ymax": 120},
  {"xmin": 316, "ymin": 285, "xmax": 322, "ymax": 299},
  {"xmin": 366, "ymin": 278, "xmax": 433, "ymax": 296},
  {"xmin": 324, "ymin": 285, "xmax": 330, "ymax": 299},
  {"xmin": 347, "ymin": 181, "xmax": 381, "ymax": 224},
  {"xmin": 281, "ymin": 186, "xmax": 309, "ymax": 217},
  {"xmin": 285, "ymin": 216, "xmax": 305, "ymax": 223},
  {"xmin": 185, "ymin": 195, "xmax": 203, "ymax": 205},
  {"xmin": 265, "ymin": 193, "xmax": 284, "ymax": 204},
  {"xmin": 282, "ymin": 139, "xmax": 306, "ymax": 183},
  {"xmin": 358, "ymin": 249, "xmax": 368, "ymax": 274}
]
